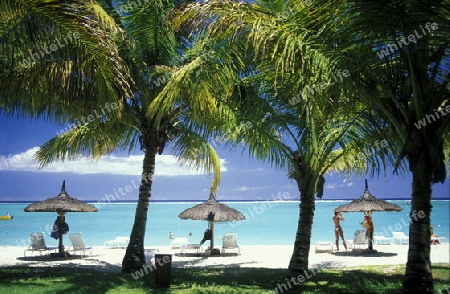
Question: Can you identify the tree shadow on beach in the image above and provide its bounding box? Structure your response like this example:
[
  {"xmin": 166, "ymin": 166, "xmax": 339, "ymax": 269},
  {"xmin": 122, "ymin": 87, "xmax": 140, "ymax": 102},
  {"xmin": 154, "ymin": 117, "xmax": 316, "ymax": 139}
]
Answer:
[
  {"xmin": 0, "ymin": 267, "xmax": 137, "ymax": 293},
  {"xmin": 0, "ymin": 264, "xmax": 448, "ymax": 293},
  {"xmin": 285, "ymin": 269, "xmax": 405, "ymax": 294},
  {"xmin": 331, "ymin": 249, "xmax": 398, "ymax": 257},
  {"xmin": 171, "ymin": 254, "xmax": 259, "ymax": 269},
  {"xmin": 15, "ymin": 255, "xmax": 122, "ymax": 272},
  {"xmin": 154, "ymin": 267, "xmax": 408, "ymax": 294},
  {"xmin": 153, "ymin": 267, "xmax": 407, "ymax": 294}
]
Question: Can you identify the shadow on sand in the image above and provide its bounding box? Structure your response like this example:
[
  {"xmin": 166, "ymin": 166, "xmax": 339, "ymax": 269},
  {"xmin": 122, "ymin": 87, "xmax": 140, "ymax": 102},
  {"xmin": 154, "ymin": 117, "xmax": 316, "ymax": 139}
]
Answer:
[
  {"xmin": 15, "ymin": 255, "xmax": 122, "ymax": 272},
  {"xmin": 331, "ymin": 249, "xmax": 398, "ymax": 257}
]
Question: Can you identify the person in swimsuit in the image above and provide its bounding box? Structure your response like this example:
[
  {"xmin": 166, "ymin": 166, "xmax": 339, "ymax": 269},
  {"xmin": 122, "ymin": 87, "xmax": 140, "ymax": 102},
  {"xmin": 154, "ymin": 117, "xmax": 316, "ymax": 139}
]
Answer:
[{"xmin": 333, "ymin": 211, "xmax": 347, "ymax": 251}]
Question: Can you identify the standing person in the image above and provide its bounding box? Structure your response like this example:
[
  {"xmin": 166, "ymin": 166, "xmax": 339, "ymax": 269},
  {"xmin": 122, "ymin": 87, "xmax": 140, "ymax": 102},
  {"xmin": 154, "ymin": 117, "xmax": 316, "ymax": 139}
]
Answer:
[
  {"xmin": 363, "ymin": 214, "xmax": 374, "ymax": 250},
  {"xmin": 333, "ymin": 211, "xmax": 347, "ymax": 251}
]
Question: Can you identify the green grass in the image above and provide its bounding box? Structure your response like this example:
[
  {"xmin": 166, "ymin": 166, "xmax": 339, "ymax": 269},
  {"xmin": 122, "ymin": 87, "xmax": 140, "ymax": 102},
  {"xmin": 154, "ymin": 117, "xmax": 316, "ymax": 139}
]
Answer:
[{"xmin": 0, "ymin": 264, "xmax": 448, "ymax": 294}]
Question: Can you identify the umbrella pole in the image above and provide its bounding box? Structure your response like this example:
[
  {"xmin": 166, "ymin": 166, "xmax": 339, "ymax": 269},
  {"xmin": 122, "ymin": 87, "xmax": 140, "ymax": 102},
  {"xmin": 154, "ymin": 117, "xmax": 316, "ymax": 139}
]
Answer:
[
  {"xmin": 210, "ymin": 221, "xmax": 214, "ymax": 251},
  {"xmin": 364, "ymin": 211, "xmax": 374, "ymax": 250},
  {"xmin": 369, "ymin": 222, "xmax": 374, "ymax": 250},
  {"xmin": 59, "ymin": 212, "xmax": 65, "ymax": 254}
]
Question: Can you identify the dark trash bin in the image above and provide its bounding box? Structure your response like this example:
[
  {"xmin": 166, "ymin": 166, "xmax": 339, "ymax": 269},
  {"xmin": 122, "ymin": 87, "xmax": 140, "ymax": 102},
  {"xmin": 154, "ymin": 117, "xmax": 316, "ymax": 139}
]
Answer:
[{"xmin": 154, "ymin": 254, "xmax": 172, "ymax": 287}]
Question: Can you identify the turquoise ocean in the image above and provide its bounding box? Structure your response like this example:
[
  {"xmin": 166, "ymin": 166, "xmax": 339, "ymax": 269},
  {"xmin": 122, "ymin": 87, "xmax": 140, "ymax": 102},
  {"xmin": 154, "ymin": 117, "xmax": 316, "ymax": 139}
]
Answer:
[{"xmin": 0, "ymin": 200, "xmax": 448, "ymax": 249}]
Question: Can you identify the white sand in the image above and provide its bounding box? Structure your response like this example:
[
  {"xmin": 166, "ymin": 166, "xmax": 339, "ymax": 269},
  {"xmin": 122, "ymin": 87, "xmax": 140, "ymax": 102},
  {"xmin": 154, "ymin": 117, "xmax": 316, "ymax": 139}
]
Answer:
[{"xmin": 0, "ymin": 243, "xmax": 448, "ymax": 273}]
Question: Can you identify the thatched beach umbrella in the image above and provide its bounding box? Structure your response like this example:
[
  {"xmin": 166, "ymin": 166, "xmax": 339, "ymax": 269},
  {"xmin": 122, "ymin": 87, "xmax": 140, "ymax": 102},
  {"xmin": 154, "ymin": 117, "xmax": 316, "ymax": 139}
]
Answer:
[
  {"xmin": 24, "ymin": 180, "xmax": 98, "ymax": 256},
  {"xmin": 334, "ymin": 179, "xmax": 402, "ymax": 250},
  {"xmin": 179, "ymin": 193, "xmax": 245, "ymax": 253}
]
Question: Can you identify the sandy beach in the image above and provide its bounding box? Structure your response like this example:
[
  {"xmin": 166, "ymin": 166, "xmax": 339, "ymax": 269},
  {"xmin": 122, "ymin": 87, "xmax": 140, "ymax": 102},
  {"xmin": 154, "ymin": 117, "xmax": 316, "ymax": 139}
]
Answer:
[{"xmin": 1, "ymin": 243, "xmax": 449, "ymax": 273}]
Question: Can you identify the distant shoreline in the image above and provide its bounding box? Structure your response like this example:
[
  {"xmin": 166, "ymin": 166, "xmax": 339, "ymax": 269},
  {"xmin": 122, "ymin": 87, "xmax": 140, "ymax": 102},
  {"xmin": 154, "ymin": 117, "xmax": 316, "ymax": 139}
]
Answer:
[{"xmin": 1, "ymin": 198, "xmax": 449, "ymax": 204}]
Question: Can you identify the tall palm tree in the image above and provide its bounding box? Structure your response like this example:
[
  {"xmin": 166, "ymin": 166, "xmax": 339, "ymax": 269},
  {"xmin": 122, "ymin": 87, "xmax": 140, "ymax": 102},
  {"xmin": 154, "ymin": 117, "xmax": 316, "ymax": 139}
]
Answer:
[
  {"xmin": 318, "ymin": 1, "xmax": 449, "ymax": 292},
  {"xmin": 35, "ymin": 101, "xmax": 224, "ymax": 271},
  {"xmin": 34, "ymin": 0, "xmax": 246, "ymax": 273},
  {"xmin": 0, "ymin": 0, "xmax": 132, "ymax": 119},
  {"xmin": 171, "ymin": 0, "xmax": 402, "ymax": 276}
]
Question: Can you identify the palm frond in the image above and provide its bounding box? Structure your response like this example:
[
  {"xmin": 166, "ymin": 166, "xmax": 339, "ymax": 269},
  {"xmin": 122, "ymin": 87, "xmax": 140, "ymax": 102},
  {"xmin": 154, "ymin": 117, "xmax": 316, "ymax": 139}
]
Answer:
[
  {"xmin": 0, "ymin": 0, "xmax": 133, "ymax": 121},
  {"xmin": 34, "ymin": 117, "xmax": 139, "ymax": 168},
  {"xmin": 168, "ymin": 127, "xmax": 221, "ymax": 192}
]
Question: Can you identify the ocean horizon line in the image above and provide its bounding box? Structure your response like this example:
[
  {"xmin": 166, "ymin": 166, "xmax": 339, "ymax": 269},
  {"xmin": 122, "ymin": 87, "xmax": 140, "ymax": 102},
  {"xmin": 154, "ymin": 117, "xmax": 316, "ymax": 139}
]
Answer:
[{"xmin": 1, "ymin": 198, "xmax": 448, "ymax": 204}]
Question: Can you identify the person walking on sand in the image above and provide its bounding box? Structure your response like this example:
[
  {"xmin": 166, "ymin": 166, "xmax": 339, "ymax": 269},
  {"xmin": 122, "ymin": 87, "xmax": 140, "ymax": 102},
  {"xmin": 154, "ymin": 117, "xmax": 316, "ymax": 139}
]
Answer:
[{"xmin": 333, "ymin": 211, "xmax": 347, "ymax": 251}]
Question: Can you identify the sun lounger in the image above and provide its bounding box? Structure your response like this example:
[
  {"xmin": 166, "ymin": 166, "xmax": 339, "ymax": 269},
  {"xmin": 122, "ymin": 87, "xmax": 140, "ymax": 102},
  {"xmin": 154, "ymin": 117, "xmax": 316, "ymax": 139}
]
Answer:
[
  {"xmin": 67, "ymin": 233, "xmax": 93, "ymax": 258},
  {"xmin": 351, "ymin": 230, "xmax": 368, "ymax": 249},
  {"xmin": 169, "ymin": 237, "xmax": 203, "ymax": 256},
  {"xmin": 144, "ymin": 248, "xmax": 159, "ymax": 263},
  {"xmin": 373, "ymin": 235, "xmax": 392, "ymax": 245},
  {"xmin": 170, "ymin": 237, "xmax": 189, "ymax": 252},
  {"xmin": 392, "ymin": 232, "xmax": 409, "ymax": 245},
  {"xmin": 181, "ymin": 244, "xmax": 204, "ymax": 256},
  {"xmin": 314, "ymin": 242, "xmax": 333, "ymax": 253},
  {"xmin": 24, "ymin": 232, "xmax": 58, "ymax": 257},
  {"xmin": 105, "ymin": 236, "xmax": 129, "ymax": 249},
  {"xmin": 221, "ymin": 233, "xmax": 241, "ymax": 256}
]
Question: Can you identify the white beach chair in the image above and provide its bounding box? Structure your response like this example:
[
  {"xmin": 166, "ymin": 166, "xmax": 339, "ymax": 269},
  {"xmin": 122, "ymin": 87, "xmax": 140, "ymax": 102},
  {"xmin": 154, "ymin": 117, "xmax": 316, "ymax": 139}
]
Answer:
[
  {"xmin": 105, "ymin": 236, "xmax": 129, "ymax": 249},
  {"xmin": 351, "ymin": 230, "xmax": 368, "ymax": 249},
  {"xmin": 169, "ymin": 237, "xmax": 203, "ymax": 256},
  {"xmin": 221, "ymin": 233, "xmax": 241, "ymax": 256},
  {"xmin": 373, "ymin": 234, "xmax": 392, "ymax": 245},
  {"xmin": 392, "ymin": 232, "xmax": 409, "ymax": 245},
  {"xmin": 170, "ymin": 237, "xmax": 189, "ymax": 252},
  {"xmin": 68, "ymin": 233, "xmax": 94, "ymax": 258},
  {"xmin": 24, "ymin": 232, "xmax": 58, "ymax": 257},
  {"xmin": 181, "ymin": 244, "xmax": 204, "ymax": 256},
  {"xmin": 144, "ymin": 248, "xmax": 159, "ymax": 264},
  {"xmin": 314, "ymin": 242, "xmax": 333, "ymax": 253}
]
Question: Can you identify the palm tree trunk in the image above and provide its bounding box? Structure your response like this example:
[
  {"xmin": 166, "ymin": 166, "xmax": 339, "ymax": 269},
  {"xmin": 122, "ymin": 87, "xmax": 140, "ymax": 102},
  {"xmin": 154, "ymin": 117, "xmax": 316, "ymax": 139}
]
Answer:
[
  {"xmin": 402, "ymin": 144, "xmax": 433, "ymax": 293},
  {"xmin": 288, "ymin": 175, "xmax": 317, "ymax": 275},
  {"xmin": 122, "ymin": 147, "xmax": 156, "ymax": 273}
]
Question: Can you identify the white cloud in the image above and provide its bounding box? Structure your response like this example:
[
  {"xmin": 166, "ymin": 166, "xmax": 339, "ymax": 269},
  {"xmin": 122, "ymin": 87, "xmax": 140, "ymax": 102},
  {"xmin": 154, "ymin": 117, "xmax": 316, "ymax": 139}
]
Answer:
[
  {"xmin": 244, "ymin": 168, "xmax": 265, "ymax": 172},
  {"xmin": 232, "ymin": 185, "xmax": 267, "ymax": 191},
  {"xmin": 326, "ymin": 181, "xmax": 354, "ymax": 189},
  {"xmin": 0, "ymin": 147, "xmax": 227, "ymax": 176}
]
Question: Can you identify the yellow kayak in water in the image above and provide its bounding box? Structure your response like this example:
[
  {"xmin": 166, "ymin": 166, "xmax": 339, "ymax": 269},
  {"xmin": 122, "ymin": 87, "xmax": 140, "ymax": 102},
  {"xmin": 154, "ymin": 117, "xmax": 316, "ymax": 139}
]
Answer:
[{"xmin": 0, "ymin": 215, "xmax": 13, "ymax": 220}]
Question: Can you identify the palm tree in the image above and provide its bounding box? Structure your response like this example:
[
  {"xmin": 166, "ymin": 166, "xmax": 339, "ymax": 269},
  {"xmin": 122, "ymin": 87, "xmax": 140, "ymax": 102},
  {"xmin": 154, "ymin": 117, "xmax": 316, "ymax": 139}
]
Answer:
[
  {"xmin": 0, "ymin": 0, "xmax": 132, "ymax": 119},
  {"xmin": 34, "ymin": 0, "xmax": 246, "ymax": 273},
  {"xmin": 35, "ymin": 104, "xmax": 224, "ymax": 271},
  {"xmin": 318, "ymin": 1, "xmax": 449, "ymax": 292},
  {"xmin": 171, "ymin": 0, "xmax": 402, "ymax": 276}
]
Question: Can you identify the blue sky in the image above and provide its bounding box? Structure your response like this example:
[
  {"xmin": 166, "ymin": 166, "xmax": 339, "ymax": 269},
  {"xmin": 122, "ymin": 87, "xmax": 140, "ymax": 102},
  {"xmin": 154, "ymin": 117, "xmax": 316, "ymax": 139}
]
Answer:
[{"xmin": 0, "ymin": 114, "xmax": 448, "ymax": 202}]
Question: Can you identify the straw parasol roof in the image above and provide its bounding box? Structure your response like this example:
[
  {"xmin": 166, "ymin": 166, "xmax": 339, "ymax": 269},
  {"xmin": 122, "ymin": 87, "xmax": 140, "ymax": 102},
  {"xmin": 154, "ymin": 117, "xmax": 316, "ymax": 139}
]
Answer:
[
  {"xmin": 334, "ymin": 179, "xmax": 402, "ymax": 213},
  {"xmin": 179, "ymin": 193, "xmax": 245, "ymax": 253},
  {"xmin": 24, "ymin": 180, "xmax": 98, "ymax": 213},
  {"xmin": 179, "ymin": 194, "xmax": 245, "ymax": 222},
  {"xmin": 24, "ymin": 180, "xmax": 97, "ymax": 255}
]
